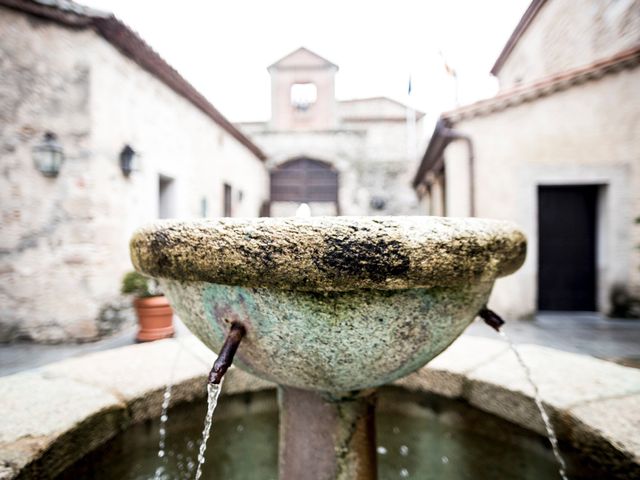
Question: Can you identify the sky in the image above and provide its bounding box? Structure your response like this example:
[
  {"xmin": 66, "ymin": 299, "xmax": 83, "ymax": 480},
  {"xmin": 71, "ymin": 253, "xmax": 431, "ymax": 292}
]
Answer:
[{"xmin": 81, "ymin": 0, "xmax": 531, "ymax": 124}]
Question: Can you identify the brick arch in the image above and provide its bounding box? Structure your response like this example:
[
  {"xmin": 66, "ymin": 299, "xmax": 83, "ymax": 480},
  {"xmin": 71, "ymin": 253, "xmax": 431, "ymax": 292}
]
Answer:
[{"xmin": 270, "ymin": 157, "xmax": 339, "ymax": 204}]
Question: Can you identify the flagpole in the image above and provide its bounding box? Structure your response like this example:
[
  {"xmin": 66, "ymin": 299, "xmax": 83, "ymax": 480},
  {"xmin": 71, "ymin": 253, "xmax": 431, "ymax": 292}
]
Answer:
[
  {"xmin": 406, "ymin": 75, "xmax": 417, "ymax": 161},
  {"xmin": 453, "ymin": 71, "xmax": 460, "ymax": 107}
]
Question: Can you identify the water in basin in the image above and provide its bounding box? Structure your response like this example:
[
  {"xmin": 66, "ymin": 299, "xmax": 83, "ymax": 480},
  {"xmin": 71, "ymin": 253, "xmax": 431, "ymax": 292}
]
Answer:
[{"xmin": 57, "ymin": 388, "xmax": 604, "ymax": 480}]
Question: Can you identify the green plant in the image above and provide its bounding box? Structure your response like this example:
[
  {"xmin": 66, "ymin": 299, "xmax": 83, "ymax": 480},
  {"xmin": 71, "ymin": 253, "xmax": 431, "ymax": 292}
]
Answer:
[{"xmin": 121, "ymin": 271, "xmax": 161, "ymax": 298}]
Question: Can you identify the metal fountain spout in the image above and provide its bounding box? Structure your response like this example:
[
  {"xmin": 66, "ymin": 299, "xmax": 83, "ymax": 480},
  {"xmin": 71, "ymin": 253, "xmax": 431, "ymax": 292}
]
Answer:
[
  {"xmin": 208, "ymin": 322, "xmax": 245, "ymax": 385},
  {"xmin": 130, "ymin": 216, "xmax": 526, "ymax": 480}
]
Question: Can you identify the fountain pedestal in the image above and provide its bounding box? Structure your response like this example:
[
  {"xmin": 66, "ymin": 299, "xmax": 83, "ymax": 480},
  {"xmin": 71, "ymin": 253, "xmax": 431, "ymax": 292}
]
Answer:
[
  {"xmin": 279, "ymin": 387, "xmax": 377, "ymax": 480},
  {"xmin": 130, "ymin": 216, "xmax": 526, "ymax": 479}
]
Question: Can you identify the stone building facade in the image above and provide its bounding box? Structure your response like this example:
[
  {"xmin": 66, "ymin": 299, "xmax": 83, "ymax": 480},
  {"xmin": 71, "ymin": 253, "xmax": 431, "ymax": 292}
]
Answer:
[
  {"xmin": 413, "ymin": 0, "xmax": 640, "ymax": 319},
  {"xmin": 0, "ymin": 0, "xmax": 269, "ymax": 342},
  {"xmin": 239, "ymin": 47, "xmax": 425, "ymax": 217}
]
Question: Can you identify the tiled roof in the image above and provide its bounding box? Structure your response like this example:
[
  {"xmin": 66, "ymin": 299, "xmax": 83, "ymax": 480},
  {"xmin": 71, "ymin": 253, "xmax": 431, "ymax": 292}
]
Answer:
[
  {"xmin": 413, "ymin": 45, "xmax": 640, "ymax": 187},
  {"xmin": 445, "ymin": 45, "xmax": 640, "ymax": 123},
  {"xmin": 339, "ymin": 96, "xmax": 426, "ymax": 119},
  {"xmin": 268, "ymin": 46, "xmax": 338, "ymax": 70},
  {"xmin": 1, "ymin": 0, "xmax": 267, "ymax": 161}
]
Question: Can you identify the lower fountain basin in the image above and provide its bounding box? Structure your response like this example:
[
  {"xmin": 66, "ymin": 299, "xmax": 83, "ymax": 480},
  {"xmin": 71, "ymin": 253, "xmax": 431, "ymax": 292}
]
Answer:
[{"xmin": 57, "ymin": 388, "xmax": 604, "ymax": 480}]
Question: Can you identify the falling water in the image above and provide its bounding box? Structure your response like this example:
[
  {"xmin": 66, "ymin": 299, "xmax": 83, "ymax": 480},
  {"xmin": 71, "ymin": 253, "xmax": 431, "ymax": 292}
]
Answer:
[
  {"xmin": 153, "ymin": 343, "xmax": 183, "ymax": 480},
  {"xmin": 498, "ymin": 330, "xmax": 569, "ymax": 480},
  {"xmin": 295, "ymin": 203, "xmax": 311, "ymax": 217},
  {"xmin": 193, "ymin": 380, "xmax": 224, "ymax": 480}
]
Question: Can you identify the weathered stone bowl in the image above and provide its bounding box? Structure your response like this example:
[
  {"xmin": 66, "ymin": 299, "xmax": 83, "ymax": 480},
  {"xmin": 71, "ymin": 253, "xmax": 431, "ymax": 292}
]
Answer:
[{"xmin": 130, "ymin": 216, "xmax": 526, "ymax": 393}]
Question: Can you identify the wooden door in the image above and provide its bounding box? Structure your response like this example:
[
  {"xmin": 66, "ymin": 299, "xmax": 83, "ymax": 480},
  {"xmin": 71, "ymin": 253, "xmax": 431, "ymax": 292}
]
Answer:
[
  {"xmin": 537, "ymin": 185, "xmax": 598, "ymax": 311},
  {"xmin": 270, "ymin": 157, "xmax": 338, "ymax": 204}
]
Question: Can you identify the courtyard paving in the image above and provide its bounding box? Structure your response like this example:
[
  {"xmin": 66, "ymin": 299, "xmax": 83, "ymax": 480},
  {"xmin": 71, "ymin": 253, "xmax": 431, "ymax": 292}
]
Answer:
[
  {"xmin": 466, "ymin": 312, "xmax": 640, "ymax": 368},
  {"xmin": 0, "ymin": 320, "xmax": 191, "ymax": 377},
  {"xmin": 0, "ymin": 313, "xmax": 639, "ymax": 377}
]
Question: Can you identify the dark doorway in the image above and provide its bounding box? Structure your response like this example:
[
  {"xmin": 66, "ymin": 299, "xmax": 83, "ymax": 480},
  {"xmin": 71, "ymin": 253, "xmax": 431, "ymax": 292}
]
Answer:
[
  {"xmin": 223, "ymin": 183, "xmax": 232, "ymax": 217},
  {"xmin": 538, "ymin": 185, "xmax": 598, "ymax": 311},
  {"xmin": 158, "ymin": 174, "xmax": 176, "ymax": 219},
  {"xmin": 270, "ymin": 157, "xmax": 338, "ymax": 204}
]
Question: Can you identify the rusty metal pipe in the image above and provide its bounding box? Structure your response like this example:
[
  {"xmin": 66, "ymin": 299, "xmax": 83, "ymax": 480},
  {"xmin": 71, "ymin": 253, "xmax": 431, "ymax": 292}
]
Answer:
[
  {"xmin": 208, "ymin": 322, "xmax": 246, "ymax": 384},
  {"xmin": 279, "ymin": 387, "xmax": 377, "ymax": 480},
  {"xmin": 478, "ymin": 307, "xmax": 505, "ymax": 332}
]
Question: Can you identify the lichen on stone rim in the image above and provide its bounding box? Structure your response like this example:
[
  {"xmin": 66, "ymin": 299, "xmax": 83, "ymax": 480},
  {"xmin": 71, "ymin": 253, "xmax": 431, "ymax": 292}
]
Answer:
[{"xmin": 130, "ymin": 216, "xmax": 526, "ymax": 292}]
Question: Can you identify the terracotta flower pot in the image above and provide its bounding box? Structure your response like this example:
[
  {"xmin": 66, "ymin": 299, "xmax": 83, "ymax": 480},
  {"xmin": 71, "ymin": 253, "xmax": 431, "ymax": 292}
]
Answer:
[{"xmin": 134, "ymin": 295, "xmax": 174, "ymax": 342}]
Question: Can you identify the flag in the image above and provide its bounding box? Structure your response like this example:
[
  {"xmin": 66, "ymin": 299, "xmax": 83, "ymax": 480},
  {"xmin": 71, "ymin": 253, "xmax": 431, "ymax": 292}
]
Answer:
[
  {"xmin": 439, "ymin": 50, "xmax": 457, "ymax": 78},
  {"xmin": 406, "ymin": 75, "xmax": 416, "ymax": 160},
  {"xmin": 444, "ymin": 62, "xmax": 457, "ymax": 77}
]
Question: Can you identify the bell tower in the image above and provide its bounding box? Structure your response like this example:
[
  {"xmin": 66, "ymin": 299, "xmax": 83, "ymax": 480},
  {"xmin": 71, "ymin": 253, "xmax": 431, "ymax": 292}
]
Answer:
[{"xmin": 268, "ymin": 47, "xmax": 338, "ymax": 131}]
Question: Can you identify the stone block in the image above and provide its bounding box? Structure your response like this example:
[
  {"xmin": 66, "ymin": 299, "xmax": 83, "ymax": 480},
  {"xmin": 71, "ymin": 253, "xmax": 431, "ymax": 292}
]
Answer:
[
  {"xmin": 0, "ymin": 372, "xmax": 124, "ymax": 478},
  {"xmin": 39, "ymin": 337, "xmax": 210, "ymax": 422},
  {"xmin": 566, "ymin": 394, "xmax": 640, "ymax": 479},
  {"xmin": 39, "ymin": 336, "xmax": 273, "ymax": 422},
  {"xmin": 465, "ymin": 344, "xmax": 640, "ymax": 434},
  {"xmin": 395, "ymin": 335, "xmax": 508, "ymax": 397}
]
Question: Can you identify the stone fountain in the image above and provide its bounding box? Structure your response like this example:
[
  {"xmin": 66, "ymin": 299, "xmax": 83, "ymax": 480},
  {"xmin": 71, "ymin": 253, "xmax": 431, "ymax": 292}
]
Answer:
[{"xmin": 130, "ymin": 216, "xmax": 526, "ymax": 480}]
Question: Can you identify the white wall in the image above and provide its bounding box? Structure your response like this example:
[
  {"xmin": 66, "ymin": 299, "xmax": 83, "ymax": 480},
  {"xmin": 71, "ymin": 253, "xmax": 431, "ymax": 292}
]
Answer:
[
  {"xmin": 439, "ymin": 68, "xmax": 640, "ymax": 318},
  {"xmin": 498, "ymin": 0, "xmax": 640, "ymax": 88},
  {"xmin": 269, "ymin": 49, "xmax": 338, "ymax": 131}
]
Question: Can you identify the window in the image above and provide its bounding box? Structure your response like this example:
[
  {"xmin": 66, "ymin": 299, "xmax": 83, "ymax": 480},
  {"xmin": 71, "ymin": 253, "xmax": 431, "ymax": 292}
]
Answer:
[
  {"xmin": 158, "ymin": 174, "xmax": 176, "ymax": 219},
  {"xmin": 223, "ymin": 183, "xmax": 232, "ymax": 217},
  {"xmin": 290, "ymin": 83, "xmax": 317, "ymax": 111},
  {"xmin": 201, "ymin": 197, "xmax": 208, "ymax": 217}
]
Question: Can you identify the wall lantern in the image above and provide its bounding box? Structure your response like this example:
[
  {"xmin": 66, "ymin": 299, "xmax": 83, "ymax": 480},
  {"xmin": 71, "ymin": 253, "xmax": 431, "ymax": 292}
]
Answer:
[
  {"xmin": 32, "ymin": 132, "xmax": 64, "ymax": 177},
  {"xmin": 119, "ymin": 144, "xmax": 137, "ymax": 177}
]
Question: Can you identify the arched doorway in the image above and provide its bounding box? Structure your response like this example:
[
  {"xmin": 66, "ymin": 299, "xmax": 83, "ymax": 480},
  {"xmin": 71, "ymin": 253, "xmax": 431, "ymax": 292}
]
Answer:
[{"xmin": 270, "ymin": 157, "xmax": 339, "ymax": 215}]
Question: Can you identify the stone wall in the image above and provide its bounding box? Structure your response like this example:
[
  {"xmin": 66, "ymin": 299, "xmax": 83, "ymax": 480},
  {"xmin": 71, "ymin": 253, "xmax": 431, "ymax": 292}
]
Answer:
[
  {"xmin": 241, "ymin": 96, "xmax": 425, "ymax": 217},
  {"xmin": 250, "ymin": 129, "xmax": 365, "ymax": 215},
  {"xmin": 438, "ymin": 67, "xmax": 640, "ymax": 318},
  {"xmin": 498, "ymin": 0, "xmax": 640, "ymax": 89},
  {"xmin": 269, "ymin": 48, "xmax": 338, "ymax": 131},
  {"xmin": 338, "ymin": 97, "xmax": 410, "ymax": 119},
  {"xmin": 0, "ymin": 8, "xmax": 268, "ymax": 342},
  {"xmin": 0, "ymin": 10, "xmax": 99, "ymax": 342},
  {"xmin": 341, "ymin": 118, "xmax": 425, "ymax": 216},
  {"xmin": 246, "ymin": 119, "xmax": 424, "ymax": 217}
]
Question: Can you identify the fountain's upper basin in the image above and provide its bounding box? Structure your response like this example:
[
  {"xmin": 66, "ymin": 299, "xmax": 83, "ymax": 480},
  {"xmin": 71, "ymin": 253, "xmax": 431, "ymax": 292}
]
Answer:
[{"xmin": 130, "ymin": 216, "xmax": 526, "ymax": 392}]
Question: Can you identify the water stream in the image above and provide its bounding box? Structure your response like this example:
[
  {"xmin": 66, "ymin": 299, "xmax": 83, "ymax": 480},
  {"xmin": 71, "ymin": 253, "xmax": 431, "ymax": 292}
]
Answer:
[
  {"xmin": 154, "ymin": 343, "xmax": 184, "ymax": 480},
  {"xmin": 151, "ymin": 338, "xmax": 228, "ymax": 480},
  {"xmin": 498, "ymin": 330, "xmax": 569, "ymax": 480},
  {"xmin": 193, "ymin": 381, "xmax": 224, "ymax": 480}
]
